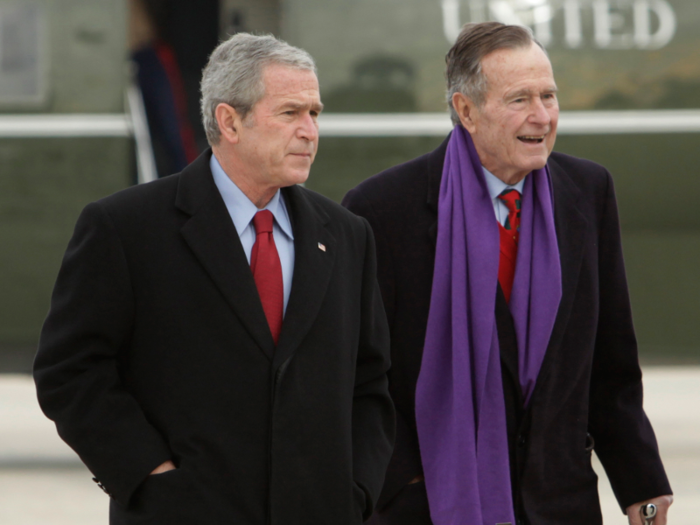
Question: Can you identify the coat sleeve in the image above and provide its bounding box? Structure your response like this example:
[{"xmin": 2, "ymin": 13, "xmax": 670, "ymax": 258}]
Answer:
[
  {"xmin": 343, "ymin": 187, "xmax": 423, "ymax": 511},
  {"xmin": 588, "ymin": 172, "xmax": 672, "ymax": 510},
  {"xmin": 343, "ymin": 187, "xmax": 396, "ymax": 328},
  {"xmin": 351, "ymin": 217, "xmax": 396, "ymax": 521},
  {"xmin": 34, "ymin": 202, "xmax": 173, "ymax": 505}
]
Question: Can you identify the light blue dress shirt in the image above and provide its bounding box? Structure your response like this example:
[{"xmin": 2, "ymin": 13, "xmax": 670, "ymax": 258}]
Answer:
[
  {"xmin": 482, "ymin": 168, "xmax": 526, "ymax": 227},
  {"xmin": 210, "ymin": 154, "xmax": 295, "ymax": 314}
]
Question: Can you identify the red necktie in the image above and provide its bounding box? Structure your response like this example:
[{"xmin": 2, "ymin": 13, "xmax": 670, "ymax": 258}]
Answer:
[
  {"xmin": 497, "ymin": 189, "xmax": 521, "ymax": 303},
  {"xmin": 251, "ymin": 210, "xmax": 283, "ymax": 344}
]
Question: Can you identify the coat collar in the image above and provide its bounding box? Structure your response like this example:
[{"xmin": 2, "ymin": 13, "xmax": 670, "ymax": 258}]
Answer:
[
  {"xmin": 175, "ymin": 149, "xmax": 336, "ymax": 366},
  {"xmin": 426, "ymin": 133, "xmax": 451, "ymax": 216},
  {"xmin": 426, "ymin": 133, "xmax": 451, "ymax": 246}
]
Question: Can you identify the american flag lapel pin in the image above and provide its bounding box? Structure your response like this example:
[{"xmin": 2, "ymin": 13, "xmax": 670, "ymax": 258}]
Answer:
[{"xmin": 318, "ymin": 242, "xmax": 326, "ymax": 252}]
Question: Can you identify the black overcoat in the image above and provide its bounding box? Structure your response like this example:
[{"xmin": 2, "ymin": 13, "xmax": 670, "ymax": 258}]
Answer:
[
  {"xmin": 34, "ymin": 150, "xmax": 395, "ymax": 525},
  {"xmin": 342, "ymin": 136, "xmax": 671, "ymax": 525}
]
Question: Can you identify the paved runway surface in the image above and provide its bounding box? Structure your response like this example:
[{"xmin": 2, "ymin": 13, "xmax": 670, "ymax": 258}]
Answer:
[{"xmin": 1, "ymin": 367, "xmax": 698, "ymax": 524}]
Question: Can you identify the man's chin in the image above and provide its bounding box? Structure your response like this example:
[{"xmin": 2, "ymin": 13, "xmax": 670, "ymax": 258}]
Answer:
[
  {"xmin": 521, "ymin": 153, "xmax": 551, "ymax": 172},
  {"xmin": 280, "ymin": 170, "xmax": 310, "ymax": 187}
]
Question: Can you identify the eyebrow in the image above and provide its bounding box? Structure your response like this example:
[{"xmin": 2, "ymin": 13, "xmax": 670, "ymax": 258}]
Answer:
[
  {"xmin": 278, "ymin": 101, "xmax": 325, "ymax": 112},
  {"xmin": 509, "ymin": 86, "xmax": 559, "ymax": 98}
]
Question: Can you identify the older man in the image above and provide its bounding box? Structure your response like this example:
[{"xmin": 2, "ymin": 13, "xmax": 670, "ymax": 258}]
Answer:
[
  {"xmin": 343, "ymin": 22, "xmax": 671, "ymax": 525},
  {"xmin": 35, "ymin": 33, "xmax": 394, "ymax": 525}
]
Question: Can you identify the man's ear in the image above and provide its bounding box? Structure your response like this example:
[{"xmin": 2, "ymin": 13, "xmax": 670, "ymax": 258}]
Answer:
[
  {"xmin": 452, "ymin": 92, "xmax": 478, "ymax": 134},
  {"xmin": 215, "ymin": 103, "xmax": 242, "ymax": 145}
]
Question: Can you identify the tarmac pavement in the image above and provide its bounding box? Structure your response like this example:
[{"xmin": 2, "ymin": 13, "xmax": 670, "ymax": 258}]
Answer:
[{"xmin": 1, "ymin": 367, "xmax": 698, "ymax": 524}]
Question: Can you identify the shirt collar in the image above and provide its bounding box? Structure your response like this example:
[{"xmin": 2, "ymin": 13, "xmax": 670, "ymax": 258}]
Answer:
[
  {"xmin": 210, "ymin": 153, "xmax": 294, "ymax": 240},
  {"xmin": 482, "ymin": 167, "xmax": 526, "ymax": 201}
]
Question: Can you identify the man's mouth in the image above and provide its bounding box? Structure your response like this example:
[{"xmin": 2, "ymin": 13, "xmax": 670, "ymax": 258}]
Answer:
[{"xmin": 518, "ymin": 135, "xmax": 546, "ymax": 144}]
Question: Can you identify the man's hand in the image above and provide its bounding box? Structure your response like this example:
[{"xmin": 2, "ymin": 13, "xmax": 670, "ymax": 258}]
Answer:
[
  {"xmin": 150, "ymin": 460, "xmax": 176, "ymax": 475},
  {"xmin": 626, "ymin": 495, "xmax": 673, "ymax": 525}
]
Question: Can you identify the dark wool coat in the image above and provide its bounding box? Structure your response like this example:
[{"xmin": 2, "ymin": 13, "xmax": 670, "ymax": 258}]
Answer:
[
  {"xmin": 342, "ymin": 135, "xmax": 671, "ymax": 525},
  {"xmin": 34, "ymin": 150, "xmax": 395, "ymax": 525}
]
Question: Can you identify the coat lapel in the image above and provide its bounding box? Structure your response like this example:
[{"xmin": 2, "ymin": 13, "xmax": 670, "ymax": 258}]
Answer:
[
  {"xmin": 273, "ymin": 185, "xmax": 336, "ymax": 368},
  {"xmin": 529, "ymin": 156, "xmax": 589, "ymax": 398},
  {"xmin": 175, "ymin": 151, "xmax": 275, "ymax": 360}
]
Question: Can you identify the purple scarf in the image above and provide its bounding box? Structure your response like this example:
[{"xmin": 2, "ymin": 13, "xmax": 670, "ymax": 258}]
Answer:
[{"xmin": 415, "ymin": 127, "xmax": 561, "ymax": 525}]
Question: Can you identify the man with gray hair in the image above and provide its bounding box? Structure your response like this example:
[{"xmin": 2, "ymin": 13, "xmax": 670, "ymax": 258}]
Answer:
[
  {"xmin": 344, "ymin": 22, "xmax": 671, "ymax": 525},
  {"xmin": 35, "ymin": 33, "xmax": 394, "ymax": 525}
]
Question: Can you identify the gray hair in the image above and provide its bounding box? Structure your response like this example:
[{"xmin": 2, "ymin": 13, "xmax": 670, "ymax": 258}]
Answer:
[
  {"xmin": 446, "ymin": 22, "xmax": 544, "ymax": 126},
  {"xmin": 200, "ymin": 33, "xmax": 317, "ymax": 145}
]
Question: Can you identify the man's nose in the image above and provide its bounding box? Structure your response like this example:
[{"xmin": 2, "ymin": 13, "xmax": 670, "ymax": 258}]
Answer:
[
  {"xmin": 530, "ymin": 98, "xmax": 552, "ymax": 125},
  {"xmin": 297, "ymin": 113, "xmax": 319, "ymax": 141}
]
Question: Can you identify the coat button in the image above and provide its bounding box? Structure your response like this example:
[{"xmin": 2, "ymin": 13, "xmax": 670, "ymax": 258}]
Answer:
[
  {"xmin": 517, "ymin": 434, "xmax": 526, "ymax": 447},
  {"xmin": 585, "ymin": 432, "xmax": 595, "ymax": 452}
]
